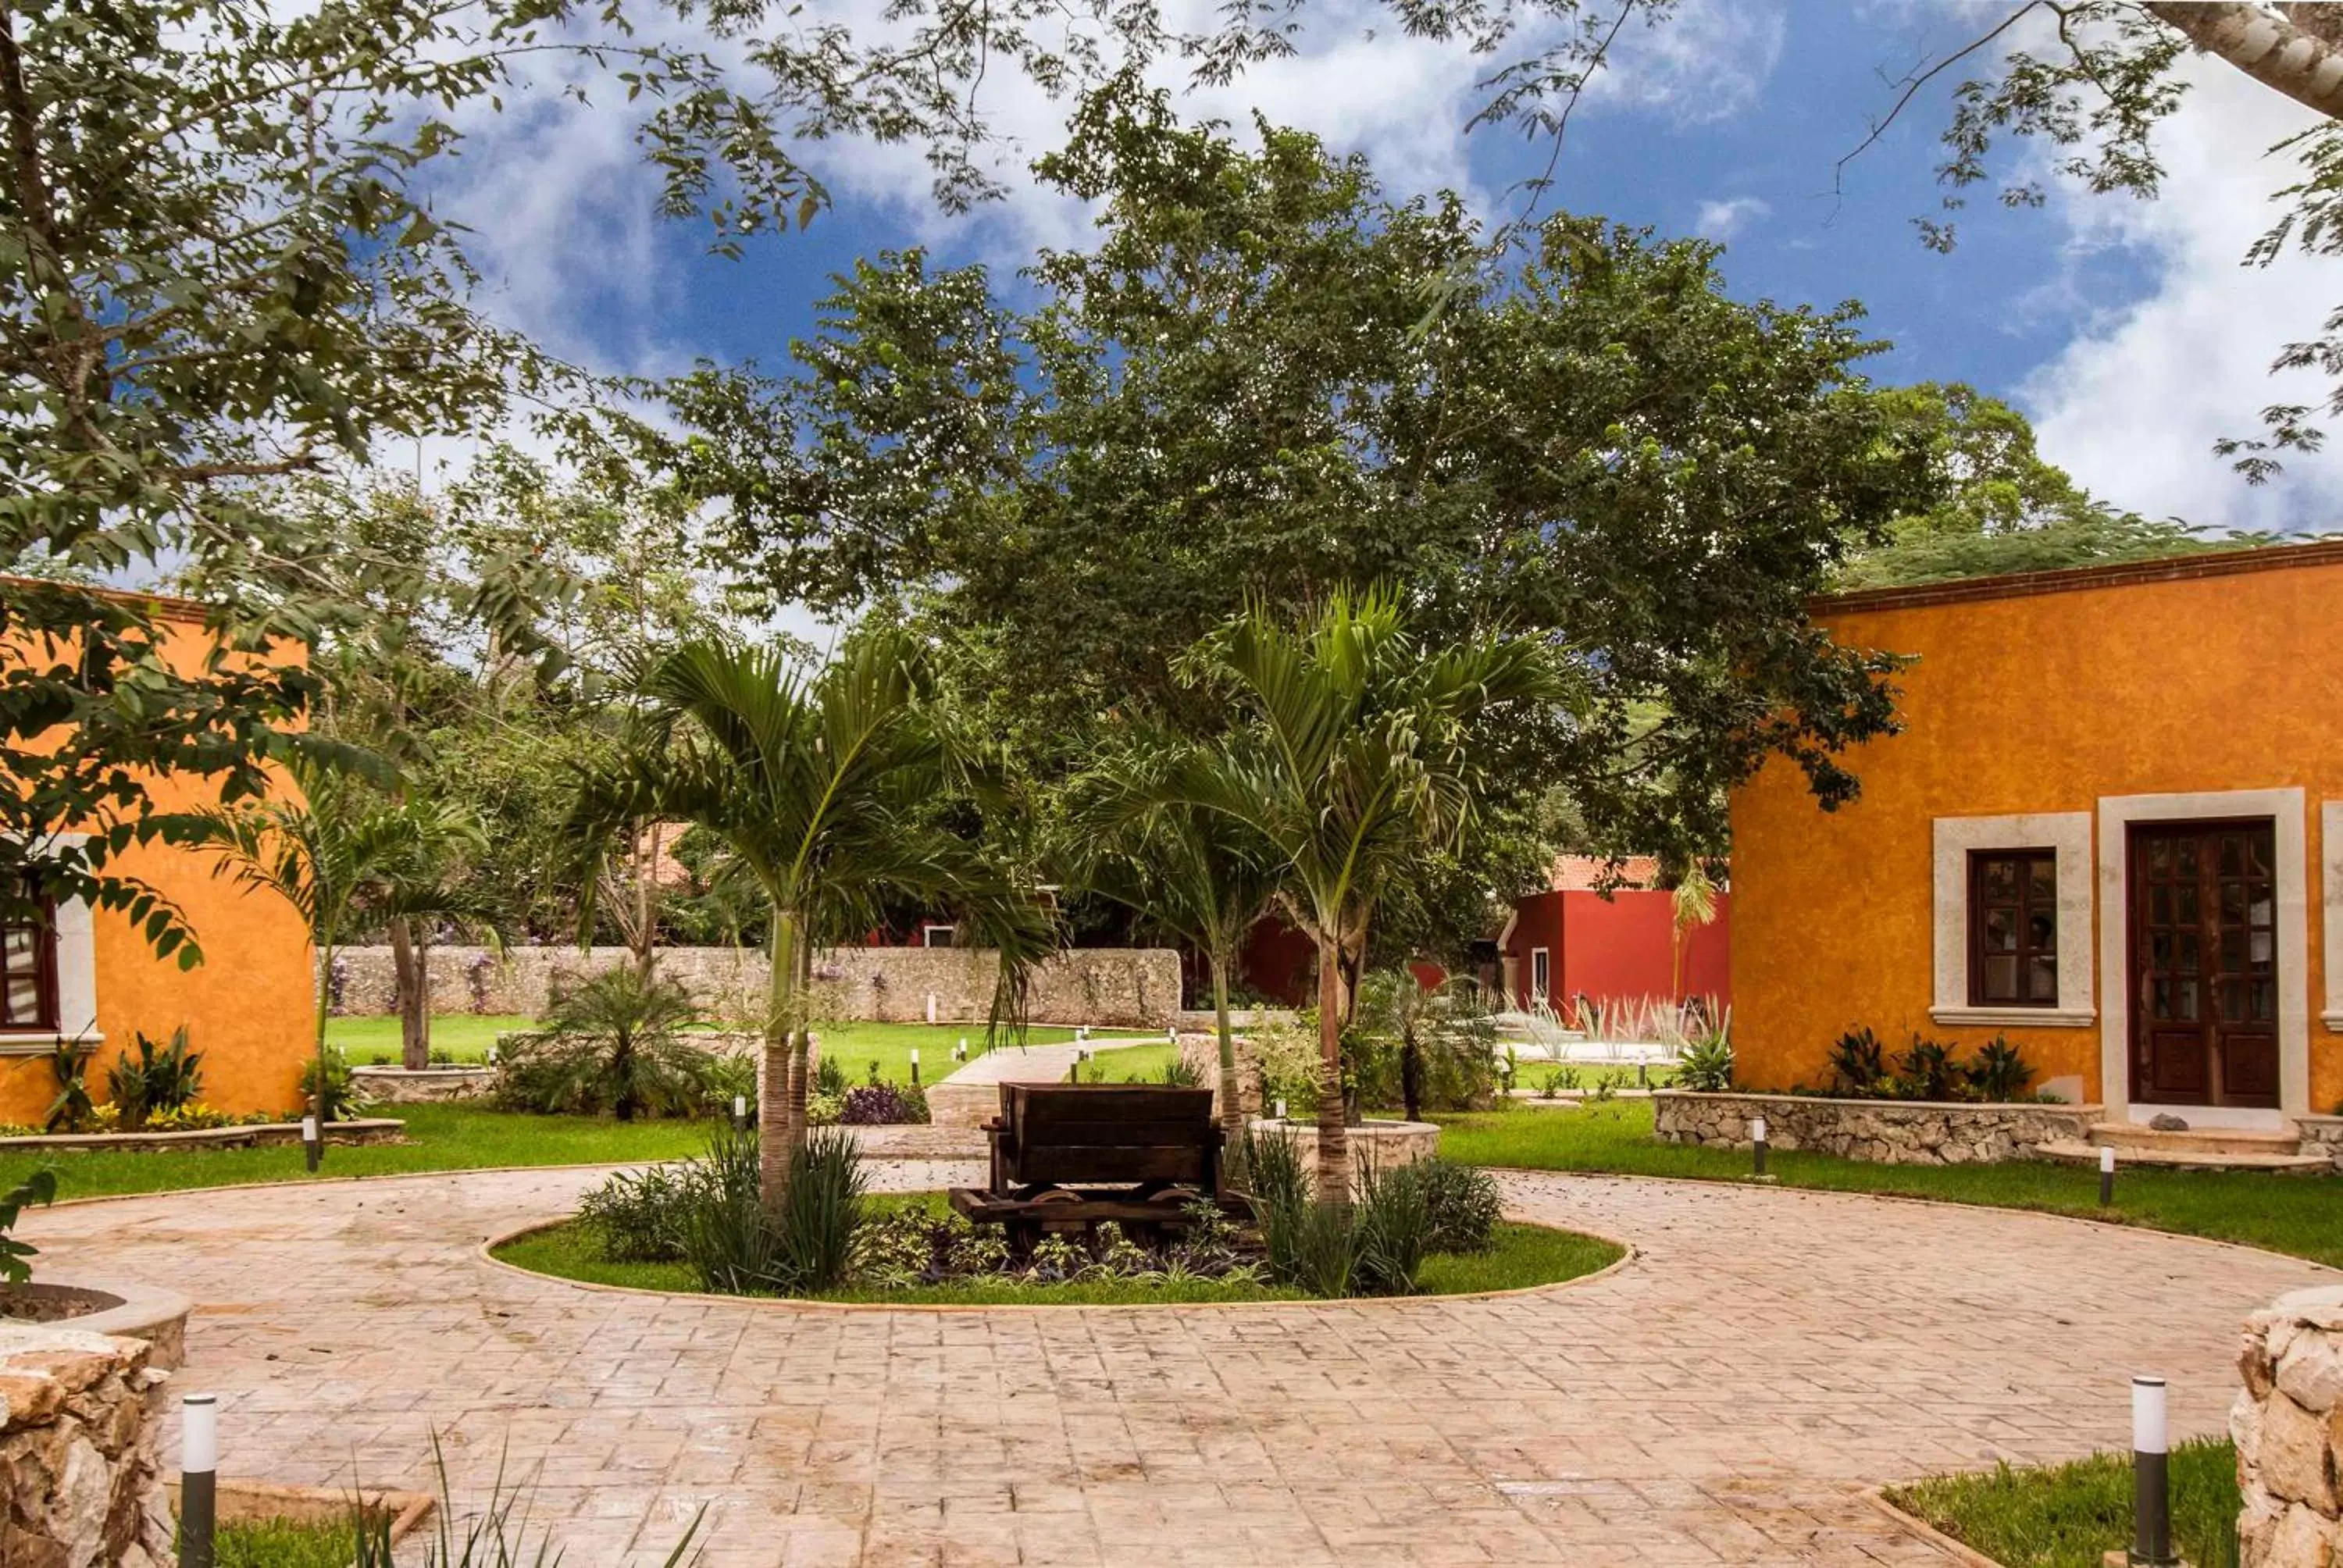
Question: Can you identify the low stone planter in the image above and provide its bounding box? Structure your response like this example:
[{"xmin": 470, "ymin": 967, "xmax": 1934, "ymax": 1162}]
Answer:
[
  {"xmin": 0, "ymin": 1322, "xmax": 173, "ymax": 1566},
  {"xmin": 1653, "ymin": 1089, "xmax": 2099, "ymax": 1166},
  {"xmin": 0, "ymin": 1279, "xmax": 192, "ymax": 1370},
  {"xmin": 2236, "ymin": 1284, "xmax": 2343, "ymax": 1565},
  {"xmin": 495, "ymin": 1028, "xmax": 763, "ymax": 1057},
  {"xmin": 350, "ymin": 1065, "xmax": 494, "ymax": 1104},
  {"xmin": 2295, "ymin": 1114, "xmax": 2343, "ymax": 1172},
  {"xmin": 0, "ymin": 1117, "xmax": 404, "ymax": 1155},
  {"xmin": 1247, "ymin": 1117, "xmax": 1441, "ymax": 1181}
]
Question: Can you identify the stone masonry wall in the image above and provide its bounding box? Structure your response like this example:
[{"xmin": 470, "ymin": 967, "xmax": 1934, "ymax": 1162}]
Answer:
[
  {"xmin": 328, "ymin": 945, "xmax": 1184, "ymax": 1028},
  {"xmin": 0, "ymin": 1324, "xmax": 172, "ymax": 1567},
  {"xmin": 1653, "ymin": 1089, "xmax": 2098, "ymax": 1165},
  {"xmin": 2235, "ymin": 1285, "xmax": 2343, "ymax": 1566},
  {"xmin": 2297, "ymin": 1117, "xmax": 2343, "ymax": 1173}
]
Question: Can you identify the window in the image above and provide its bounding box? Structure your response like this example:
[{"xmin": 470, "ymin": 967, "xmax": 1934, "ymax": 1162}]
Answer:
[
  {"xmin": 921, "ymin": 923, "xmax": 955, "ymax": 949},
  {"xmin": 1529, "ymin": 947, "xmax": 1551, "ymax": 1004},
  {"xmin": 0, "ymin": 888, "xmax": 57, "ymax": 1031},
  {"xmin": 1968, "ymin": 850, "xmax": 2057, "ymax": 1007}
]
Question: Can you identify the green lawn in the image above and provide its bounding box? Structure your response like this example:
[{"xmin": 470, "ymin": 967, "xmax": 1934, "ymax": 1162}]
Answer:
[
  {"xmin": 494, "ymin": 1204, "xmax": 1620, "ymax": 1305},
  {"xmin": 1434, "ymin": 1099, "xmax": 2343, "ymax": 1270},
  {"xmin": 1885, "ymin": 1438, "xmax": 2238, "ymax": 1568},
  {"xmin": 325, "ymin": 1015, "xmax": 1093, "ymax": 1078},
  {"xmin": 214, "ymin": 1517, "xmax": 359, "ymax": 1568}
]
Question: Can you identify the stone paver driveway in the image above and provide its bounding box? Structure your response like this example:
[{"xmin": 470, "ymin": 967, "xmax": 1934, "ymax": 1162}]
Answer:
[{"xmin": 34, "ymin": 1166, "xmax": 2329, "ymax": 1566}]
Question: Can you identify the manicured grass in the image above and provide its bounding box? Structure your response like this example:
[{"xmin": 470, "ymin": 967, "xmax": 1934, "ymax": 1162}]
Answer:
[
  {"xmin": 1886, "ymin": 1437, "xmax": 2238, "ymax": 1568},
  {"xmin": 1434, "ymin": 1099, "xmax": 2343, "ymax": 1270},
  {"xmin": 0, "ymin": 1103, "xmax": 715, "ymax": 1202},
  {"xmin": 325, "ymin": 1015, "xmax": 1089, "ymax": 1078},
  {"xmin": 1075, "ymin": 1041, "xmax": 1181, "ymax": 1082},
  {"xmin": 494, "ymin": 1203, "xmax": 1621, "ymax": 1305},
  {"xmin": 214, "ymin": 1517, "xmax": 358, "ymax": 1568},
  {"xmin": 325, "ymin": 1014, "xmax": 531, "ymax": 1064}
]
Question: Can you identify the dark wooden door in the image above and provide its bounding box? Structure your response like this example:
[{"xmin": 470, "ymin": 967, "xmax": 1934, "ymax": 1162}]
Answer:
[{"xmin": 2128, "ymin": 819, "xmax": 2281, "ymax": 1108}]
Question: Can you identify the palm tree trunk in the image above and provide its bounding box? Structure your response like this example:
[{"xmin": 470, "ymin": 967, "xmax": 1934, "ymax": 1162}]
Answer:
[
  {"xmin": 389, "ymin": 916, "xmax": 430, "ymax": 1071},
  {"xmin": 760, "ymin": 907, "xmax": 801, "ymax": 1217},
  {"xmin": 309, "ymin": 926, "xmax": 336, "ymax": 1174},
  {"xmin": 1210, "ymin": 950, "xmax": 1245, "ymax": 1154},
  {"xmin": 1314, "ymin": 930, "xmax": 1348, "ymax": 1206}
]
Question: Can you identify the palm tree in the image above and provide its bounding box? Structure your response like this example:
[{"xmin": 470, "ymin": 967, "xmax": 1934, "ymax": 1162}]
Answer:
[
  {"xmin": 1668, "ymin": 862, "xmax": 1719, "ymax": 1007},
  {"xmin": 180, "ymin": 753, "xmax": 489, "ymax": 1170},
  {"xmin": 1061, "ymin": 739, "xmax": 1286, "ymax": 1149},
  {"xmin": 1165, "ymin": 590, "xmax": 1572, "ymax": 1202},
  {"xmin": 569, "ymin": 632, "xmax": 1054, "ymax": 1215}
]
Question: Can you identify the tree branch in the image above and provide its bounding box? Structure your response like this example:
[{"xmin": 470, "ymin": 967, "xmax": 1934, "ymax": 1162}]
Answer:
[{"xmin": 2148, "ymin": 2, "xmax": 2343, "ymax": 120}]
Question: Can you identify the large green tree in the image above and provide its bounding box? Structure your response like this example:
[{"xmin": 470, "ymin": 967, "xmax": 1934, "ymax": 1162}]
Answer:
[{"xmin": 634, "ymin": 96, "xmax": 1931, "ymax": 876}]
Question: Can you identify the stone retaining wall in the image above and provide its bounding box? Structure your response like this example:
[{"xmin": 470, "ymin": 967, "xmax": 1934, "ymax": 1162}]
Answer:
[
  {"xmin": 1249, "ymin": 1118, "xmax": 1440, "ymax": 1183},
  {"xmin": 2235, "ymin": 1285, "xmax": 2343, "ymax": 1565},
  {"xmin": 0, "ymin": 1324, "xmax": 172, "ymax": 1566},
  {"xmin": 2296, "ymin": 1116, "xmax": 2343, "ymax": 1172},
  {"xmin": 329, "ymin": 945, "xmax": 1184, "ymax": 1028},
  {"xmin": 1652, "ymin": 1090, "xmax": 2098, "ymax": 1165},
  {"xmin": 1179, "ymin": 1033, "xmax": 1266, "ymax": 1117},
  {"xmin": 349, "ymin": 1066, "xmax": 496, "ymax": 1105}
]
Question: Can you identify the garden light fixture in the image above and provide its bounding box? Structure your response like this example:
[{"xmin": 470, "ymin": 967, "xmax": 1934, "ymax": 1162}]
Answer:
[
  {"xmin": 180, "ymin": 1393, "xmax": 217, "ymax": 1568},
  {"xmin": 300, "ymin": 1115, "xmax": 319, "ymax": 1174},
  {"xmin": 2100, "ymin": 1145, "xmax": 2117, "ymax": 1206},
  {"xmin": 1751, "ymin": 1116, "xmax": 1768, "ymax": 1178},
  {"xmin": 2130, "ymin": 1375, "xmax": 2176, "ymax": 1566}
]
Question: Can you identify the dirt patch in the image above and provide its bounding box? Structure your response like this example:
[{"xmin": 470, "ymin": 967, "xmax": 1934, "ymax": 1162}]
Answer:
[{"xmin": 0, "ymin": 1283, "xmax": 127, "ymax": 1324}]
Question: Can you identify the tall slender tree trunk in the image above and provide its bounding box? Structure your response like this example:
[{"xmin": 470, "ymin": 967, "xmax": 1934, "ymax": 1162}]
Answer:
[
  {"xmin": 633, "ymin": 821, "xmax": 661, "ymax": 979},
  {"xmin": 1210, "ymin": 949, "xmax": 1245, "ymax": 1154},
  {"xmin": 784, "ymin": 932, "xmax": 813, "ymax": 1158},
  {"xmin": 389, "ymin": 916, "xmax": 430, "ymax": 1071},
  {"xmin": 1314, "ymin": 930, "xmax": 1349, "ymax": 1206},
  {"xmin": 309, "ymin": 926, "xmax": 337, "ymax": 1173},
  {"xmin": 761, "ymin": 907, "xmax": 801, "ymax": 1217}
]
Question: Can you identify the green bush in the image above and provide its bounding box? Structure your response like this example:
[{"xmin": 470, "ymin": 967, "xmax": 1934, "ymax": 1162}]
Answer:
[
  {"xmin": 44, "ymin": 1043, "xmax": 95, "ymax": 1133},
  {"xmin": 298, "ymin": 1049, "xmax": 365, "ymax": 1121},
  {"xmin": 1674, "ymin": 1030, "xmax": 1734, "ymax": 1092},
  {"xmin": 0, "ymin": 1167, "xmax": 57, "ymax": 1285},
  {"xmin": 497, "ymin": 968, "xmax": 717, "ymax": 1121},
  {"xmin": 1351, "ymin": 1159, "xmax": 1431, "ymax": 1295},
  {"xmin": 1965, "ymin": 1035, "xmax": 2036, "ymax": 1101},
  {"xmin": 1826, "ymin": 1027, "xmax": 1886, "ymax": 1095},
  {"xmin": 646, "ymin": 1125, "xmax": 872, "ymax": 1295},
  {"xmin": 1411, "ymin": 1158, "xmax": 1501, "ymax": 1253},
  {"xmin": 772, "ymin": 1128, "xmax": 866, "ymax": 1290},
  {"xmin": 106, "ymin": 1028, "xmax": 203, "ymax": 1131},
  {"xmin": 578, "ymin": 1165, "xmax": 690, "ymax": 1263},
  {"xmin": 1243, "ymin": 1128, "xmax": 1432, "ymax": 1298}
]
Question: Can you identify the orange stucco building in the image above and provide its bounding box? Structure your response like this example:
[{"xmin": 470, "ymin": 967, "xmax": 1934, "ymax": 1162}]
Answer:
[
  {"xmin": 0, "ymin": 590, "xmax": 314, "ymax": 1124},
  {"xmin": 1731, "ymin": 541, "xmax": 2343, "ymax": 1130}
]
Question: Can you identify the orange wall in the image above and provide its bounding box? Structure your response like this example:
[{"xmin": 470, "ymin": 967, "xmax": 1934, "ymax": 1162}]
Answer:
[
  {"xmin": 0, "ymin": 599, "xmax": 313, "ymax": 1124},
  {"xmin": 1730, "ymin": 551, "xmax": 2343, "ymax": 1110}
]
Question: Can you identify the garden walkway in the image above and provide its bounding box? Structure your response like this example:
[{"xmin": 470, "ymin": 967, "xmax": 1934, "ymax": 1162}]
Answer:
[{"xmin": 30, "ymin": 1165, "xmax": 2327, "ymax": 1566}]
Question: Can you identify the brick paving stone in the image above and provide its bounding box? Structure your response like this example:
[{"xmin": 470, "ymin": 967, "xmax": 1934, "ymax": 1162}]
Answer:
[{"xmin": 26, "ymin": 1164, "xmax": 2335, "ymax": 1564}]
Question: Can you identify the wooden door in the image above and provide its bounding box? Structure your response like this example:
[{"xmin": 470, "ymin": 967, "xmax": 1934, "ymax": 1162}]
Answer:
[{"xmin": 2127, "ymin": 819, "xmax": 2281, "ymax": 1109}]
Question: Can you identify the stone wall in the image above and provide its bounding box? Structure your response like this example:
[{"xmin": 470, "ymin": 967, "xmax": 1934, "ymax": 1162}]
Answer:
[
  {"xmin": 0, "ymin": 1324, "xmax": 172, "ymax": 1567},
  {"xmin": 2297, "ymin": 1116, "xmax": 2343, "ymax": 1172},
  {"xmin": 328, "ymin": 945, "xmax": 1184, "ymax": 1028},
  {"xmin": 1652, "ymin": 1090, "xmax": 2099, "ymax": 1165},
  {"xmin": 2235, "ymin": 1285, "xmax": 2343, "ymax": 1566}
]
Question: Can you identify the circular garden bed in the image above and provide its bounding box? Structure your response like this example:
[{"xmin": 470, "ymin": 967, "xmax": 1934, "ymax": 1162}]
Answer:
[{"xmin": 491, "ymin": 1192, "xmax": 1624, "ymax": 1306}]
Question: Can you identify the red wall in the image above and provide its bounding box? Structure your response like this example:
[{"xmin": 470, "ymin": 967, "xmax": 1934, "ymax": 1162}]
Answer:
[{"xmin": 1506, "ymin": 889, "xmax": 1731, "ymax": 1011}]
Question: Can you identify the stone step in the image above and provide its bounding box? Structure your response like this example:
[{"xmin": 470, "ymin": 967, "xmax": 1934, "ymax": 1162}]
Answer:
[
  {"xmin": 2034, "ymin": 1139, "xmax": 2334, "ymax": 1174},
  {"xmin": 2089, "ymin": 1121, "xmax": 2307, "ymax": 1157}
]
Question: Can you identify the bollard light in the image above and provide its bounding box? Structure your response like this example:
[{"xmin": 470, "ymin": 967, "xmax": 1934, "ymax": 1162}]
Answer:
[
  {"xmin": 2130, "ymin": 1376, "xmax": 2176, "ymax": 1566},
  {"xmin": 1168, "ymin": 1027, "xmax": 1178, "ymax": 1045},
  {"xmin": 2100, "ymin": 1145, "xmax": 2117, "ymax": 1207},
  {"xmin": 181, "ymin": 1393, "xmax": 218, "ymax": 1568},
  {"xmin": 1751, "ymin": 1116, "xmax": 1769, "ymax": 1178},
  {"xmin": 1636, "ymin": 1062, "xmax": 1648, "ymax": 1089},
  {"xmin": 910, "ymin": 1047, "xmax": 920, "ymax": 1086},
  {"xmin": 1274, "ymin": 1098, "xmax": 1287, "ymax": 1121},
  {"xmin": 732, "ymin": 1095, "xmax": 747, "ymax": 1130},
  {"xmin": 300, "ymin": 1115, "xmax": 320, "ymax": 1174}
]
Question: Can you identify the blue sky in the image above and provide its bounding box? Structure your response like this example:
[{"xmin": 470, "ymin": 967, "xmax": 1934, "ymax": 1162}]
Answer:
[{"xmin": 441, "ymin": 0, "xmax": 2342, "ymax": 532}]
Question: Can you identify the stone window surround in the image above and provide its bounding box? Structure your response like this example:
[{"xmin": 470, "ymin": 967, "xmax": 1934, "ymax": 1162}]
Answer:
[
  {"xmin": 2321, "ymin": 801, "xmax": 2343, "ymax": 1033},
  {"xmin": 1931, "ymin": 813, "xmax": 2096, "ymax": 1028},
  {"xmin": 0, "ymin": 832, "xmax": 100, "ymax": 1057},
  {"xmin": 2096, "ymin": 788, "xmax": 2309, "ymax": 1124}
]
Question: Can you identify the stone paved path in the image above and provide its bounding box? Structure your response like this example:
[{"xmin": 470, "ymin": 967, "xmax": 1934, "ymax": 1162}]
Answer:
[{"xmin": 33, "ymin": 1168, "xmax": 2329, "ymax": 1566}]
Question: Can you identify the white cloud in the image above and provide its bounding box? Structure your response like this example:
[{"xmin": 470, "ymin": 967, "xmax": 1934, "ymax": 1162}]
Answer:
[
  {"xmin": 2020, "ymin": 57, "xmax": 2343, "ymax": 533},
  {"xmin": 1695, "ymin": 195, "xmax": 1770, "ymax": 241}
]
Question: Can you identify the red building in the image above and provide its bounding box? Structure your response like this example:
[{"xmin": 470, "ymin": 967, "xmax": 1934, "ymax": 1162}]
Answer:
[{"xmin": 1496, "ymin": 857, "xmax": 1730, "ymax": 1015}]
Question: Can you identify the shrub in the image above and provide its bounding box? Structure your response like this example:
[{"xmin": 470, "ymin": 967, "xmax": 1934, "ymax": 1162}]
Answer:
[
  {"xmin": 1893, "ymin": 1035, "xmax": 1964, "ymax": 1101},
  {"xmin": 839, "ymin": 1083, "xmax": 928, "ymax": 1124},
  {"xmin": 1826, "ymin": 1026, "xmax": 1887, "ymax": 1096},
  {"xmin": 1243, "ymin": 1128, "xmax": 1431, "ymax": 1298},
  {"xmin": 580, "ymin": 1166, "xmax": 690, "ymax": 1263},
  {"xmin": 298, "ymin": 1048, "xmax": 366, "ymax": 1121},
  {"xmin": 699, "ymin": 1052, "xmax": 757, "ymax": 1122},
  {"xmin": 1154, "ymin": 1057, "xmax": 1203, "ymax": 1087},
  {"xmin": 502, "ymin": 968, "xmax": 716, "ymax": 1121},
  {"xmin": 814, "ymin": 1055, "xmax": 847, "ymax": 1096},
  {"xmin": 105, "ymin": 1028, "xmax": 203, "ymax": 1130},
  {"xmin": 805, "ymin": 1091, "xmax": 845, "ymax": 1126},
  {"xmin": 772, "ymin": 1127, "xmax": 867, "ymax": 1291},
  {"xmin": 656, "ymin": 1125, "xmax": 871, "ymax": 1295},
  {"xmin": 1674, "ymin": 1030, "xmax": 1734, "ymax": 1092},
  {"xmin": 1412, "ymin": 1158, "xmax": 1501, "ymax": 1253},
  {"xmin": 147, "ymin": 1102, "xmax": 236, "ymax": 1131},
  {"xmin": 1964, "ymin": 1035, "xmax": 2036, "ymax": 1102}
]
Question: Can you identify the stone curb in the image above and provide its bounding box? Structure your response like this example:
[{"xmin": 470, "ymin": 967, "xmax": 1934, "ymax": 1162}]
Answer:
[
  {"xmin": 473, "ymin": 1214, "xmax": 1639, "ymax": 1315},
  {"xmin": 1862, "ymin": 1485, "xmax": 2009, "ymax": 1568}
]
